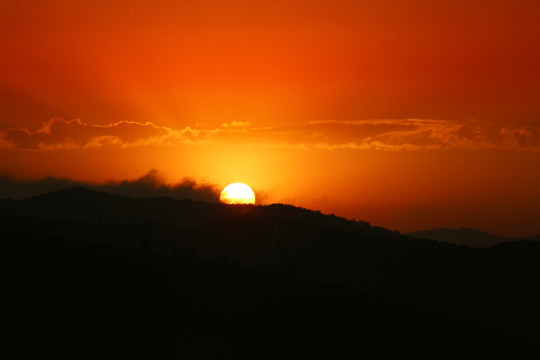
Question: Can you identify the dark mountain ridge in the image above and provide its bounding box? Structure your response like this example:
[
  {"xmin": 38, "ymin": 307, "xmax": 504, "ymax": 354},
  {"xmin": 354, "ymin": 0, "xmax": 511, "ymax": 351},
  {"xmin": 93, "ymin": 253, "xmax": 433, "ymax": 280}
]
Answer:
[
  {"xmin": 1, "ymin": 187, "xmax": 476, "ymax": 289},
  {"xmin": 2, "ymin": 187, "xmax": 540, "ymax": 357}
]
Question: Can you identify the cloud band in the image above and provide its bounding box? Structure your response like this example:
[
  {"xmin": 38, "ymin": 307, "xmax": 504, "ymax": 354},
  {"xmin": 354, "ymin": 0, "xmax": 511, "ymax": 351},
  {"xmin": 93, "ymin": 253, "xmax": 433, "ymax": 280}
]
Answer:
[{"xmin": 1, "ymin": 118, "xmax": 538, "ymax": 151}]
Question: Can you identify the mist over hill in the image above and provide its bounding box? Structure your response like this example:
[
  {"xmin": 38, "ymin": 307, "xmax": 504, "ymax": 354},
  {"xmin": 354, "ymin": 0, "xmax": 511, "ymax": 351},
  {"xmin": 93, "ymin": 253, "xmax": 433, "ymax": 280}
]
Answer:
[{"xmin": 1, "ymin": 188, "xmax": 540, "ymax": 358}]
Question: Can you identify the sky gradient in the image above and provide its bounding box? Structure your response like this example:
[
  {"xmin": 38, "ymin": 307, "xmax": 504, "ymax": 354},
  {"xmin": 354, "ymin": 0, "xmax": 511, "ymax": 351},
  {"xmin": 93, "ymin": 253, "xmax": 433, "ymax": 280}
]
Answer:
[{"xmin": 1, "ymin": 0, "xmax": 539, "ymax": 236}]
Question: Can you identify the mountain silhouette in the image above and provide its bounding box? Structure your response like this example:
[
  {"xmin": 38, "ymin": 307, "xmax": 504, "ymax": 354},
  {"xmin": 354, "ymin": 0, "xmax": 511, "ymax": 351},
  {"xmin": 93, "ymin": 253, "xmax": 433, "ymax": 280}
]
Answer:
[
  {"xmin": 1, "ymin": 187, "xmax": 539, "ymax": 358},
  {"xmin": 406, "ymin": 227, "xmax": 540, "ymax": 248},
  {"xmin": 1, "ymin": 187, "xmax": 476, "ymax": 291}
]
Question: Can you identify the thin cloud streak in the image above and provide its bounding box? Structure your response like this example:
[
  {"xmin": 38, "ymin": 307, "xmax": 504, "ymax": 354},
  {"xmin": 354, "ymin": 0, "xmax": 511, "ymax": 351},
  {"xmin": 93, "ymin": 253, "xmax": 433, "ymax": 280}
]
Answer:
[{"xmin": 1, "ymin": 118, "xmax": 539, "ymax": 151}]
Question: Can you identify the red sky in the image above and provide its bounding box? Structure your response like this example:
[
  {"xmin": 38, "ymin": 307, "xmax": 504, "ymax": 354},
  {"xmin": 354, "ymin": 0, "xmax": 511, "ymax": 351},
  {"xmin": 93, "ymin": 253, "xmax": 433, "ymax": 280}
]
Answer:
[{"xmin": 1, "ymin": 0, "xmax": 539, "ymax": 236}]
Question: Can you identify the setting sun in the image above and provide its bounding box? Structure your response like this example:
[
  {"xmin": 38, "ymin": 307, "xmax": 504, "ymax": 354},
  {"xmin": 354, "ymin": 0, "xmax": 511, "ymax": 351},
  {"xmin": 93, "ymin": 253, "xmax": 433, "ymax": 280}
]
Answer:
[{"xmin": 220, "ymin": 183, "xmax": 256, "ymax": 205}]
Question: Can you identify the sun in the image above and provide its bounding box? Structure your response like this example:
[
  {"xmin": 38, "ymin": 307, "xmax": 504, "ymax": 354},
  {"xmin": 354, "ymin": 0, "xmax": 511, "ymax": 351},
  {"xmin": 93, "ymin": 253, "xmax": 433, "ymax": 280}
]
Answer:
[{"xmin": 220, "ymin": 183, "xmax": 256, "ymax": 205}]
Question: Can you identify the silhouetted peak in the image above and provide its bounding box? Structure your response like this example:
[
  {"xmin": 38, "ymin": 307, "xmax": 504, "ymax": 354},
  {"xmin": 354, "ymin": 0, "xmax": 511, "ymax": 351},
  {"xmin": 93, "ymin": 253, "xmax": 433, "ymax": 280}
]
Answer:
[
  {"xmin": 19, "ymin": 186, "xmax": 131, "ymax": 217},
  {"xmin": 456, "ymin": 227, "xmax": 493, "ymax": 234},
  {"xmin": 24, "ymin": 186, "xmax": 105, "ymax": 200}
]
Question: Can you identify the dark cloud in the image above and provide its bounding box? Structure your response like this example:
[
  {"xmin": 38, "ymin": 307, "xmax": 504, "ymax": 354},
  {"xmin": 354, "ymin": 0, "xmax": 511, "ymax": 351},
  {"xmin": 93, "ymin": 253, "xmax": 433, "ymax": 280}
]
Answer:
[
  {"xmin": 0, "ymin": 170, "xmax": 220, "ymax": 202},
  {"xmin": 97, "ymin": 170, "xmax": 220, "ymax": 202}
]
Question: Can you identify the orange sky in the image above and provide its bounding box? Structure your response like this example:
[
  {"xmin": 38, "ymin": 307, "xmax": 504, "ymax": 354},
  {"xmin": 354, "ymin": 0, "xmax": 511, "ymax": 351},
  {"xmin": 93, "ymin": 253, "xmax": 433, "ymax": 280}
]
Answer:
[{"xmin": 1, "ymin": 0, "xmax": 539, "ymax": 236}]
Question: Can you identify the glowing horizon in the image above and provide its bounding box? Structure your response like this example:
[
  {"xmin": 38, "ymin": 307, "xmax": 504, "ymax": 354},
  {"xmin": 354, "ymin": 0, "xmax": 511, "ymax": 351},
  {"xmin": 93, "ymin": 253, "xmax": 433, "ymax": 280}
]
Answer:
[{"xmin": 1, "ymin": 0, "xmax": 539, "ymax": 236}]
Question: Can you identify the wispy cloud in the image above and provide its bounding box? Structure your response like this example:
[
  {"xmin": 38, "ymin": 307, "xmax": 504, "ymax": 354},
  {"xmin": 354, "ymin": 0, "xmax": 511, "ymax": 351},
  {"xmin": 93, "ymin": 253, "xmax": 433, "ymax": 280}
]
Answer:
[
  {"xmin": 221, "ymin": 120, "xmax": 251, "ymax": 128},
  {"xmin": 0, "ymin": 118, "xmax": 173, "ymax": 150},
  {"xmin": 1, "ymin": 118, "xmax": 539, "ymax": 151}
]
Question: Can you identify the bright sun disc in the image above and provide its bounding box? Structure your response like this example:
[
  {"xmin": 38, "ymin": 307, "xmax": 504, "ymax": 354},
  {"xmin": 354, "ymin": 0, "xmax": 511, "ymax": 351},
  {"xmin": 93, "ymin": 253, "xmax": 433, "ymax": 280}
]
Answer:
[{"xmin": 220, "ymin": 183, "xmax": 256, "ymax": 204}]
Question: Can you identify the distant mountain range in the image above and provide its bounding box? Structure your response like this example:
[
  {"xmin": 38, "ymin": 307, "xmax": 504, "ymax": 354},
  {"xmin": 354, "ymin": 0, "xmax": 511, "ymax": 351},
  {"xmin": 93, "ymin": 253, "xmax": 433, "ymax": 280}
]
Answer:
[{"xmin": 406, "ymin": 227, "xmax": 540, "ymax": 248}]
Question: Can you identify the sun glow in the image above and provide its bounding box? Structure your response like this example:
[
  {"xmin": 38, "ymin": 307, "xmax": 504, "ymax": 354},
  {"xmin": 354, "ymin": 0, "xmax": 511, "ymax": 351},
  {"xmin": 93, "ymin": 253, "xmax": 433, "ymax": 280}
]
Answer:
[{"xmin": 220, "ymin": 183, "xmax": 256, "ymax": 205}]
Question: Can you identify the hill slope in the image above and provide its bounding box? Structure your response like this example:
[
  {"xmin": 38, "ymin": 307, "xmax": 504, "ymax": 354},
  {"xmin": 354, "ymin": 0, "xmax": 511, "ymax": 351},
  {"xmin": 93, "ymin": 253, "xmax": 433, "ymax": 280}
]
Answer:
[
  {"xmin": 2, "ymin": 234, "xmax": 537, "ymax": 359},
  {"xmin": 1, "ymin": 187, "xmax": 540, "ymax": 355},
  {"xmin": 406, "ymin": 227, "xmax": 540, "ymax": 248}
]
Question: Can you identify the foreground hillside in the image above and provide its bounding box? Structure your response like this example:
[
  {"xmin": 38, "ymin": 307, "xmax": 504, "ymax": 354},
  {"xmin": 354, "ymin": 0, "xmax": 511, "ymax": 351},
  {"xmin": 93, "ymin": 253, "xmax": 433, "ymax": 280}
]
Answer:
[
  {"xmin": 2, "ymin": 234, "xmax": 537, "ymax": 359},
  {"xmin": 1, "ymin": 188, "xmax": 540, "ymax": 357}
]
